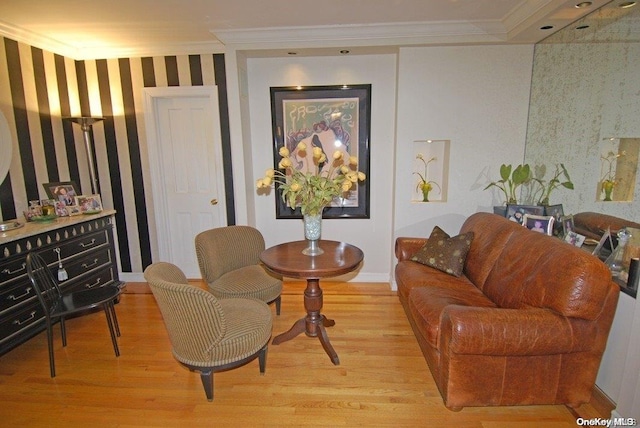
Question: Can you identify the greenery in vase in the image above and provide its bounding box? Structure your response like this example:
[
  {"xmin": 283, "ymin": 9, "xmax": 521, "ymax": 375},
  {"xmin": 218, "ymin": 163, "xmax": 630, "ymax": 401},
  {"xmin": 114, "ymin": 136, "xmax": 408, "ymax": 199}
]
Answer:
[
  {"xmin": 256, "ymin": 142, "xmax": 366, "ymax": 216},
  {"xmin": 531, "ymin": 163, "xmax": 573, "ymax": 206},
  {"xmin": 600, "ymin": 150, "xmax": 625, "ymax": 201},
  {"xmin": 413, "ymin": 154, "xmax": 441, "ymax": 202},
  {"xmin": 484, "ymin": 163, "xmax": 531, "ymax": 205}
]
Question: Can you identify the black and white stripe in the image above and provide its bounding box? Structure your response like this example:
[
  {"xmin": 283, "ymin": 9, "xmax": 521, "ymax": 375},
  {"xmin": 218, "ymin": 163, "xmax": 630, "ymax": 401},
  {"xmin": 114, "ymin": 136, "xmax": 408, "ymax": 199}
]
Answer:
[{"xmin": 0, "ymin": 36, "xmax": 232, "ymax": 275}]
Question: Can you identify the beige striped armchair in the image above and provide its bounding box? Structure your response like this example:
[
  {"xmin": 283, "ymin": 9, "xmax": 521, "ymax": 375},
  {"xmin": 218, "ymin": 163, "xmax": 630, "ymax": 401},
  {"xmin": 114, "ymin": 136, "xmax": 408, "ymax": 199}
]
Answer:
[
  {"xmin": 143, "ymin": 262, "xmax": 273, "ymax": 401},
  {"xmin": 195, "ymin": 226, "xmax": 282, "ymax": 314}
]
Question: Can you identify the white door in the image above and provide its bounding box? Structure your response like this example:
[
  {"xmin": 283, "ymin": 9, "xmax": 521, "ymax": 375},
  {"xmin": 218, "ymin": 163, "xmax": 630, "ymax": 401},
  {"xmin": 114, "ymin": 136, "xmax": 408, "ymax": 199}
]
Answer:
[{"xmin": 143, "ymin": 86, "xmax": 227, "ymax": 278}]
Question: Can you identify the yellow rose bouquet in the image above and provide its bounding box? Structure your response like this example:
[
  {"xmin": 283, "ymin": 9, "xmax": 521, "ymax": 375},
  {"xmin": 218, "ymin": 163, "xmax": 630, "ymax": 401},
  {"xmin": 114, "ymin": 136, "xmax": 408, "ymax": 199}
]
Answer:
[{"xmin": 256, "ymin": 142, "xmax": 366, "ymax": 216}]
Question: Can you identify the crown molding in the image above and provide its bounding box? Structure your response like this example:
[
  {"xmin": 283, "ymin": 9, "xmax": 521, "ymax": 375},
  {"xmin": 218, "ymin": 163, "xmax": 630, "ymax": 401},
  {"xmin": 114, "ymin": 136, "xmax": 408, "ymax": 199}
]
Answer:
[
  {"xmin": 0, "ymin": 19, "xmax": 225, "ymax": 60},
  {"xmin": 211, "ymin": 20, "xmax": 510, "ymax": 50}
]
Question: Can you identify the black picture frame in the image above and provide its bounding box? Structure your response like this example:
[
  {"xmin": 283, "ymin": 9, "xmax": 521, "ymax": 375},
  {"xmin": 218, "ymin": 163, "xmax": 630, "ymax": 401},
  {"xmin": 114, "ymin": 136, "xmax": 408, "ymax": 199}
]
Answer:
[
  {"xmin": 505, "ymin": 204, "xmax": 545, "ymax": 225},
  {"xmin": 42, "ymin": 181, "xmax": 79, "ymax": 206},
  {"xmin": 560, "ymin": 214, "xmax": 575, "ymax": 236},
  {"xmin": 270, "ymin": 84, "xmax": 371, "ymax": 219}
]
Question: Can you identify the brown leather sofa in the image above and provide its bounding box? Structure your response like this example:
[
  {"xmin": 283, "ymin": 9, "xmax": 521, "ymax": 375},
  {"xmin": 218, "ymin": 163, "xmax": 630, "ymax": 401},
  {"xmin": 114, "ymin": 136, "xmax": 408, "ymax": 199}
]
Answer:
[
  {"xmin": 573, "ymin": 211, "xmax": 640, "ymax": 240},
  {"xmin": 395, "ymin": 212, "xmax": 619, "ymax": 411}
]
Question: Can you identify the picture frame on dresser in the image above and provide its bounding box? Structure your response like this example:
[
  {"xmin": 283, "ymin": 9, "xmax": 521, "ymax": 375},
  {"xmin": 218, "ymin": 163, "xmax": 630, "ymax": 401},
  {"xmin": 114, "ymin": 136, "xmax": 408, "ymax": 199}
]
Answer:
[
  {"xmin": 505, "ymin": 204, "xmax": 545, "ymax": 225},
  {"xmin": 76, "ymin": 194, "xmax": 103, "ymax": 214},
  {"xmin": 522, "ymin": 214, "xmax": 555, "ymax": 236},
  {"xmin": 560, "ymin": 215, "xmax": 574, "ymax": 236},
  {"xmin": 43, "ymin": 181, "xmax": 79, "ymax": 206}
]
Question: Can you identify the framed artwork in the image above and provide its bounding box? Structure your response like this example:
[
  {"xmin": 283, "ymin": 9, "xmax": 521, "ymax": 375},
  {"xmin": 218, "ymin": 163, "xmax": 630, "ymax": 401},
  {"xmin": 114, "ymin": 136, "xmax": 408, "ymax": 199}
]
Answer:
[
  {"xmin": 43, "ymin": 181, "xmax": 79, "ymax": 206},
  {"xmin": 75, "ymin": 194, "xmax": 103, "ymax": 214},
  {"xmin": 560, "ymin": 215, "xmax": 574, "ymax": 236},
  {"xmin": 505, "ymin": 204, "xmax": 545, "ymax": 225},
  {"xmin": 522, "ymin": 214, "xmax": 555, "ymax": 236},
  {"xmin": 270, "ymin": 84, "xmax": 371, "ymax": 219}
]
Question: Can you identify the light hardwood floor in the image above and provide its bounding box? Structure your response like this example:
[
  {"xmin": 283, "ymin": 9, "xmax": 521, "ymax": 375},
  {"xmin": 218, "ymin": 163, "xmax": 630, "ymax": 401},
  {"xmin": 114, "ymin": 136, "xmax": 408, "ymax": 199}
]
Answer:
[{"xmin": 0, "ymin": 281, "xmax": 606, "ymax": 427}]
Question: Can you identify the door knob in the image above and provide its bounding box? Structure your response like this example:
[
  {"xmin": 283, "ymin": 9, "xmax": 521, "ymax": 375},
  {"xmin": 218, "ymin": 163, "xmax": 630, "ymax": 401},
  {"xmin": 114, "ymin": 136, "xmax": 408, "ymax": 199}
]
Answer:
[{"xmin": 210, "ymin": 199, "xmax": 218, "ymax": 205}]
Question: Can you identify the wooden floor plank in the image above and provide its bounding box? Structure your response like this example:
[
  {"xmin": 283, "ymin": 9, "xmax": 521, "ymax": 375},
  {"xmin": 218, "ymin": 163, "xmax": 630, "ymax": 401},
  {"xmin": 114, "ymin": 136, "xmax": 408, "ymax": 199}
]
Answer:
[{"xmin": 0, "ymin": 281, "xmax": 604, "ymax": 426}]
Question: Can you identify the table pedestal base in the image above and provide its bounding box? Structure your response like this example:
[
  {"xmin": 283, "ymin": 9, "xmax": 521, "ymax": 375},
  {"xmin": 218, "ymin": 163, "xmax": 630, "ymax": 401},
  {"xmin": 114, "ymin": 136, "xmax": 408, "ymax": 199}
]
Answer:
[{"xmin": 272, "ymin": 278, "xmax": 340, "ymax": 365}]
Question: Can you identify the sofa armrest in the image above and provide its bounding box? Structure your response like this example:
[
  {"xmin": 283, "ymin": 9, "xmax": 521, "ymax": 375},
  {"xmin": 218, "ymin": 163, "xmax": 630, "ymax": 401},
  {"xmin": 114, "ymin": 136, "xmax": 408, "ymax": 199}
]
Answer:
[
  {"xmin": 440, "ymin": 306, "xmax": 588, "ymax": 356},
  {"xmin": 395, "ymin": 237, "xmax": 427, "ymax": 261}
]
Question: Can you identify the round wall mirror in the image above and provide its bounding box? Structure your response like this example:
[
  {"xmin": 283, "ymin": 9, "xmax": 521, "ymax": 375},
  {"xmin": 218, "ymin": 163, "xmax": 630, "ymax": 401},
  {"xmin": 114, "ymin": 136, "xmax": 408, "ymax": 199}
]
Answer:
[{"xmin": 0, "ymin": 110, "xmax": 11, "ymax": 184}]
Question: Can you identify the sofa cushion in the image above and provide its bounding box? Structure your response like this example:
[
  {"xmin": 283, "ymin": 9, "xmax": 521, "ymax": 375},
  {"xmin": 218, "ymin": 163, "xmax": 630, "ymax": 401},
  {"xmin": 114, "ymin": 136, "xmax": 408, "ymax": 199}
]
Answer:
[
  {"xmin": 408, "ymin": 285, "xmax": 496, "ymax": 348},
  {"xmin": 411, "ymin": 226, "xmax": 473, "ymax": 277}
]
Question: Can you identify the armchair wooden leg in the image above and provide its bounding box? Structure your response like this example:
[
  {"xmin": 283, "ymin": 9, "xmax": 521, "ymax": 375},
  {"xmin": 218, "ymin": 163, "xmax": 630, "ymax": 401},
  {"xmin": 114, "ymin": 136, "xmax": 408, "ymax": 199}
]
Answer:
[
  {"xmin": 274, "ymin": 296, "xmax": 281, "ymax": 315},
  {"xmin": 258, "ymin": 345, "xmax": 268, "ymax": 374},
  {"xmin": 200, "ymin": 370, "xmax": 214, "ymax": 401}
]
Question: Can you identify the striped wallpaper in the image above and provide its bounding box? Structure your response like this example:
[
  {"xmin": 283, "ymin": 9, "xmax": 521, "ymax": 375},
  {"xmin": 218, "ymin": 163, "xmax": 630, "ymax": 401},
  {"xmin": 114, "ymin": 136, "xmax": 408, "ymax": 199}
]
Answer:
[{"xmin": 0, "ymin": 36, "xmax": 232, "ymax": 274}]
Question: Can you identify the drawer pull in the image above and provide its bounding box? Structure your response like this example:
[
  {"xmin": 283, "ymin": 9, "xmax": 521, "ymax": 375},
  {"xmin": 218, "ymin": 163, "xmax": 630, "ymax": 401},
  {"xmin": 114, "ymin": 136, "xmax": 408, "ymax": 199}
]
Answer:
[
  {"xmin": 2, "ymin": 263, "xmax": 26, "ymax": 275},
  {"xmin": 79, "ymin": 239, "xmax": 97, "ymax": 248},
  {"xmin": 82, "ymin": 259, "xmax": 99, "ymax": 269},
  {"xmin": 8, "ymin": 287, "xmax": 32, "ymax": 301},
  {"xmin": 12, "ymin": 311, "xmax": 37, "ymax": 326},
  {"xmin": 84, "ymin": 278, "xmax": 102, "ymax": 289}
]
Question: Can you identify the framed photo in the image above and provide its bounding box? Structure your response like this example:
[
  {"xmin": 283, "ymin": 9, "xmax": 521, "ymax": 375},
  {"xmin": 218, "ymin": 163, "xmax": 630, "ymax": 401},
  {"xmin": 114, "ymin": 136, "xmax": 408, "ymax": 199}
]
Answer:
[
  {"xmin": 270, "ymin": 84, "xmax": 371, "ymax": 219},
  {"xmin": 54, "ymin": 200, "xmax": 69, "ymax": 216},
  {"xmin": 66, "ymin": 205, "xmax": 82, "ymax": 216},
  {"xmin": 505, "ymin": 204, "xmax": 545, "ymax": 225},
  {"xmin": 560, "ymin": 215, "xmax": 574, "ymax": 236},
  {"xmin": 75, "ymin": 194, "xmax": 103, "ymax": 214},
  {"xmin": 564, "ymin": 231, "xmax": 586, "ymax": 247},
  {"xmin": 43, "ymin": 181, "xmax": 79, "ymax": 206},
  {"xmin": 522, "ymin": 214, "xmax": 555, "ymax": 236}
]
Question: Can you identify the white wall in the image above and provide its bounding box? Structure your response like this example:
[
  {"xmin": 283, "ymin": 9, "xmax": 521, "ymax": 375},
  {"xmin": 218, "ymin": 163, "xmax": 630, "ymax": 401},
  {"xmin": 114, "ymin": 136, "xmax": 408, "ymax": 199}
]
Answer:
[
  {"xmin": 393, "ymin": 45, "xmax": 534, "ymax": 252},
  {"xmin": 238, "ymin": 45, "xmax": 533, "ymax": 285},
  {"xmin": 246, "ymin": 54, "xmax": 397, "ymax": 283}
]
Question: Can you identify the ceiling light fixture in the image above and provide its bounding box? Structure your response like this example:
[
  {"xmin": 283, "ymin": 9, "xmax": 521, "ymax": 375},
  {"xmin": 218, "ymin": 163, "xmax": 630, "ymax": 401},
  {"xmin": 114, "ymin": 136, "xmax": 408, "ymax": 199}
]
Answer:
[
  {"xmin": 340, "ymin": 50, "xmax": 350, "ymax": 54},
  {"xmin": 287, "ymin": 52, "xmax": 297, "ymax": 55},
  {"xmin": 618, "ymin": 1, "xmax": 636, "ymax": 8},
  {"xmin": 576, "ymin": 25, "xmax": 590, "ymax": 29},
  {"xmin": 540, "ymin": 25, "xmax": 554, "ymax": 30},
  {"xmin": 575, "ymin": 2, "xmax": 593, "ymax": 8}
]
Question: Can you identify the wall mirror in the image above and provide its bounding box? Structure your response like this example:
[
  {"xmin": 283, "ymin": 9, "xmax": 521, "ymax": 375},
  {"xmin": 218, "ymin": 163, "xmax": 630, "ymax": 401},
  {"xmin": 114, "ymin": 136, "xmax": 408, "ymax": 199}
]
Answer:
[
  {"xmin": 524, "ymin": 0, "xmax": 640, "ymax": 221},
  {"xmin": 0, "ymin": 110, "xmax": 12, "ymax": 184}
]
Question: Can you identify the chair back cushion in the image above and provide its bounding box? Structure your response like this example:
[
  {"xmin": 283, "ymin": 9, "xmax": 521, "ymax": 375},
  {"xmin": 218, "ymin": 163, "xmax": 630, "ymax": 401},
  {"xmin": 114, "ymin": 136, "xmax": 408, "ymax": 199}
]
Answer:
[
  {"xmin": 195, "ymin": 226, "xmax": 266, "ymax": 283},
  {"xmin": 144, "ymin": 262, "xmax": 227, "ymax": 363}
]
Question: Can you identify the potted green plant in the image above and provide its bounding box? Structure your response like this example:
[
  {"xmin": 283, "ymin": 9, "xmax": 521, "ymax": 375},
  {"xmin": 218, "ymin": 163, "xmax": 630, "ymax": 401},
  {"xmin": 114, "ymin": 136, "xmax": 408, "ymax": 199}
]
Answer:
[
  {"xmin": 484, "ymin": 163, "xmax": 531, "ymax": 207},
  {"xmin": 531, "ymin": 163, "xmax": 574, "ymax": 206}
]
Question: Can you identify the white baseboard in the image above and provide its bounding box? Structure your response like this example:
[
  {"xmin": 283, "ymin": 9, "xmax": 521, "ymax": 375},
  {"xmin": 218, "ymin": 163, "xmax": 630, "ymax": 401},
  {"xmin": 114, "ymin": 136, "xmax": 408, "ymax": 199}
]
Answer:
[{"xmin": 119, "ymin": 271, "xmax": 394, "ymax": 286}]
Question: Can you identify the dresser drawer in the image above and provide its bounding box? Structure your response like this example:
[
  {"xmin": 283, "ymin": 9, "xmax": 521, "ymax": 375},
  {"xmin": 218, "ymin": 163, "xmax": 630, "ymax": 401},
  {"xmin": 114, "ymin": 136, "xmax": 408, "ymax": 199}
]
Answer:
[
  {"xmin": 60, "ymin": 248, "xmax": 113, "ymax": 284},
  {"xmin": 0, "ymin": 258, "xmax": 28, "ymax": 285},
  {"xmin": 0, "ymin": 302, "xmax": 45, "ymax": 345},
  {"xmin": 63, "ymin": 265, "xmax": 117, "ymax": 292},
  {"xmin": 0, "ymin": 278, "xmax": 37, "ymax": 315},
  {"xmin": 39, "ymin": 229, "xmax": 109, "ymax": 265}
]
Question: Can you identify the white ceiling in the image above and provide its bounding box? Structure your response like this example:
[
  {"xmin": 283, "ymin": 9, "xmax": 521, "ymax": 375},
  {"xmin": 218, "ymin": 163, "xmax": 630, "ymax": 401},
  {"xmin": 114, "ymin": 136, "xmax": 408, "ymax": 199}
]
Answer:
[{"xmin": 0, "ymin": 0, "xmax": 613, "ymax": 59}]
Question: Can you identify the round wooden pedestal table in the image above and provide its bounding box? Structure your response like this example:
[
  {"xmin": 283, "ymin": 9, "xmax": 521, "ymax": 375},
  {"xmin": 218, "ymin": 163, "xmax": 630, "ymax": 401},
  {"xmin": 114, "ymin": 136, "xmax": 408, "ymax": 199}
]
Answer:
[{"xmin": 260, "ymin": 240, "xmax": 363, "ymax": 365}]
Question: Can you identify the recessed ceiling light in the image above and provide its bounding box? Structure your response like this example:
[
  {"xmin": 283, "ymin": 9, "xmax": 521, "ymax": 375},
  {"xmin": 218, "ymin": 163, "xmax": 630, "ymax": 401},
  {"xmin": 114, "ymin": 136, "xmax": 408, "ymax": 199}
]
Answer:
[
  {"xmin": 618, "ymin": 1, "xmax": 636, "ymax": 8},
  {"xmin": 576, "ymin": 25, "xmax": 590, "ymax": 29},
  {"xmin": 575, "ymin": 2, "xmax": 593, "ymax": 8},
  {"xmin": 540, "ymin": 25, "xmax": 554, "ymax": 30},
  {"xmin": 287, "ymin": 52, "xmax": 297, "ymax": 55},
  {"xmin": 340, "ymin": 50, "xmax": 350, "ymax": 54}
]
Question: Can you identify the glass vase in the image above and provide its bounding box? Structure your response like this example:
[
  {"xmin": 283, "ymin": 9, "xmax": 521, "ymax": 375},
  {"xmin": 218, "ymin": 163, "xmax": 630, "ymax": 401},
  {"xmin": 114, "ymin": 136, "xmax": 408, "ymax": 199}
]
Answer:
[
  {"xmin": 302, "ymin": 213, "xmax": 324, "ymax": 256},
  {"xmin": 605, "ymin": 228, "xmax": 631, "ymax": 277}
]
